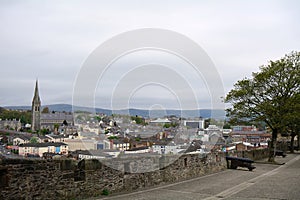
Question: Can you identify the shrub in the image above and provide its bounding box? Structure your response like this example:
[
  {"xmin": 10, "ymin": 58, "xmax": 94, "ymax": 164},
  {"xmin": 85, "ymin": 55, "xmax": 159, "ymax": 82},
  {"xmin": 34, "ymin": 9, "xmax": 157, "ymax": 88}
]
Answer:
[{"xmin": 101, "ymin": 189, "xmax": 109, "ymax": 196}]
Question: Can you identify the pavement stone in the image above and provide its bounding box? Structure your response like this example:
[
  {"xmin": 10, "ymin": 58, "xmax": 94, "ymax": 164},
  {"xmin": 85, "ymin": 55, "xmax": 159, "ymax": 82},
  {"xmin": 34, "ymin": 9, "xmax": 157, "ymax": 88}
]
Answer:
[{"xmin": 99, "ymin": 153, "xmax": 300, "ymax": 200}]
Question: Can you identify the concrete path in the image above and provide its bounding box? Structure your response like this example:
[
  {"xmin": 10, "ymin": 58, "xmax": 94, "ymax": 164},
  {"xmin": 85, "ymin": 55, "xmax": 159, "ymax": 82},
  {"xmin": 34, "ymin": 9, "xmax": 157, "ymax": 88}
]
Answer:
[{"xmin": 100, "ymin": 153, "xmax": 300, "ymax": 200}]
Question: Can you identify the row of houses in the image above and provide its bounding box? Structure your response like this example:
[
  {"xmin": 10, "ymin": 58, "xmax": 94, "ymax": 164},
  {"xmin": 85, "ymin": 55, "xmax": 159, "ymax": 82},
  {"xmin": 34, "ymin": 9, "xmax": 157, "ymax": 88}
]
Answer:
[
  {"xmin": 9, "ymin": 123, "xmax": 271, "ymax": 158},
  {"xmin": 19, "ymin": 142, "xmax": 68, "ymax": 157},
  {"xmin": 0, "ymin": 119, "xmax": 22, "ymax": 131}
]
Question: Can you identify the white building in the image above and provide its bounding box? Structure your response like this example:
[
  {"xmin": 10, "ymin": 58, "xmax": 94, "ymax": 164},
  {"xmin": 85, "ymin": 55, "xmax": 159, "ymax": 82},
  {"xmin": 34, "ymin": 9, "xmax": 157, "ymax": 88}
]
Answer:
[
  {"xmin": 64, "ymin": 139, "xmax": 97, "ymax": 151},
  {"xmin": 152, "ymin": 143, "xmax": 179, "ymax": 154},
  {"xmin": 125, "ymin": 147, "xmax": 150, "ymax": 154},
  {"xmin": 183, "ymin": 119, "xmax": 205, "ymax": 129},
  {"xmin": 13, "ymin": 135, "xmax": 31, "ymax": 146},
  {"xmin": 111, "ymin": 140, "xmax": 130, "ymax": 151},
  {"xmin": 150, "ymin": 118, "xmax": 171, "ymax": 125},
  {"xmin": 77, "ymin": 150, "xmax": 119, "ymax": 160},
  {"xmin": 19, "ymin": 142, "xmax": 68, "ymax": 157},
  {"xmin": 205, "ymin": 125, "xmax": 223, "ymax": 143}
]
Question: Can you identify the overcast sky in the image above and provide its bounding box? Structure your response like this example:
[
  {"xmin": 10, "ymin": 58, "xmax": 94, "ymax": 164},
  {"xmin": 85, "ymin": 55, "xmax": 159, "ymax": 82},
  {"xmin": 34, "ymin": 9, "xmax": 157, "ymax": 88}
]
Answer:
[{"xmin": 0, "ymin": 0, "xmax": 299, "ymax": 110}]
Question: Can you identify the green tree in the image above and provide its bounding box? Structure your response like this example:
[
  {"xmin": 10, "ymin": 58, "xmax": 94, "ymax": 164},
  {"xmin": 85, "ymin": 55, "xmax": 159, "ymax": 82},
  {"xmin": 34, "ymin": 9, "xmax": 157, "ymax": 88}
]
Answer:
[
  {"xmin": 107, "ymin": 136, "xmax": 118, "ymax": 140},
  {"xmin": 282, "ymin": 93, "xmax": 300, "ymax": 152},
  {"xmin": 54, "ymin": 123, "xmax": 60, "ymax": 134},
  {"xmin": 163, "ymin": 123, "xmax": 171, "ymax": 128},
  {"xmin": 225, "ymin": 52, "xmax": 300, "ymax": 162},
  {"xmin": 30, "ymin": 137, "xmax": 38, "ymax": 143},
  {"xmin": 42, "ymin": 107, "xmax": 50, "ymax": 113},
  {"xmin": 41, "ymin": 128, "xmax": 50, "ymax": 135},
  {"xmin": 95, "ymin": 116, "xmax": 101, "ymax": 122},
  {"xmin": 131, "ymin": 116, "xmax": 146, "ymax": 125},
  {"xmin": 0, "ymin": 109, "xmax": 31, "ymax": 124},
  {"xmin": 223, "ymin": 123, "xmax": 231, "ymax": 129}
]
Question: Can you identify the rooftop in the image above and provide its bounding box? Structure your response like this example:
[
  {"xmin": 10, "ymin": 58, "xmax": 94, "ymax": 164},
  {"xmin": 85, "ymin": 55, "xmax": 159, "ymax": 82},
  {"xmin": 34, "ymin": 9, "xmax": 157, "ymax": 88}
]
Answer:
[{"xmin": 19, "ymin": 142, "xmax": 67, "ymax": 147}]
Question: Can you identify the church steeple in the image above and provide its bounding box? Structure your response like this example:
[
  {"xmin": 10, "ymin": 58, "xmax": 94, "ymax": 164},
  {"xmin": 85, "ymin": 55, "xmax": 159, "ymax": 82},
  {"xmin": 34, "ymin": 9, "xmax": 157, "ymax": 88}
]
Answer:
[
  {"xmin": 33, "ymin": 79, "xmax": 41, "ymax": 103},
  {"xmin": 32, "ymin": 79, "xmax": 41, "ymax": 131}
]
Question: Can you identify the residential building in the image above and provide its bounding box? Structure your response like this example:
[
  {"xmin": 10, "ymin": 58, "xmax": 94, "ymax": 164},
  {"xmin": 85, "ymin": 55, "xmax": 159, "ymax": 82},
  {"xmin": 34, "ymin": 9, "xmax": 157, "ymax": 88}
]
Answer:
[
  {"xmin": 152, "ymin": 142, "xmax": 179, "ymax": 154},
  {"xmin": 45, "ymin": 134, "xmax": 69, "ymax": 143},
  {"xmin": 230, "ymin": 125, "xmax": 271, "ymax": 143},
  {"xmin": 18, "ymin": 142, "xmax": 68, "ymax": 157},
  {"xmin": 111, "ymin": 139, "xmax": 130, "ymax": 151},
  {"xmin": 13, "ymin": 134, "xmax": 31, "ymax": 146},
  {"xmin": 149, "ymin": 118, "xmax": 171, "ymax": 125},
  {"xmin": 58, "ymin": 125, "xmax": 77, "ymax": 135},
  {"xmin": 183, "ymin": 119, "xmax": 205, "ymax": 129},
  {"xmin": 77, "ymin": 150, "xmax": 112, "ymax": 160},
  {"xmin": 205, "ymin": 125, "xmax": 223, "ymax": 143},
  {"xmin": 234, "ymin": 142, "xmax": 255, "ymax": 151},
  {"xmin": 70, "ymin": 149, "xmax": 120, "ymax": 160},
  {"xmin": 0, "ymin": 119, "xmax": 22, "ymax": 131},
  {"xmin": 125, "ymin": 146, "xmax": 150, "ymax": 154},
  {"xmin": 64, "ymin": 138, "xmax": 98, "ymax": 151}
]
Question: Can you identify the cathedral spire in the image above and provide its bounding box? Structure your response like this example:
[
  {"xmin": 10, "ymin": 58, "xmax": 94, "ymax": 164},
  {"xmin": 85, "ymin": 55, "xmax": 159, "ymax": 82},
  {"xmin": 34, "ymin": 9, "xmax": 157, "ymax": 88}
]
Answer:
[
  {"xmin": 33, "ymin": 79, "xmax": 40, "ymax": 103},
  {"xmin": 32, "ymin": 79, "xmax": 41, "ymax": 131}
]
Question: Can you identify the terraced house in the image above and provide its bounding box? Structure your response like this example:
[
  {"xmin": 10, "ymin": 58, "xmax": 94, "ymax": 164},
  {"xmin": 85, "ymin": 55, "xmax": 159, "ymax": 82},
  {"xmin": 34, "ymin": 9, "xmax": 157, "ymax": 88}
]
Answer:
[{"xmin": 18, "ymin": 142, "xmax": 68, "ymax": 157}]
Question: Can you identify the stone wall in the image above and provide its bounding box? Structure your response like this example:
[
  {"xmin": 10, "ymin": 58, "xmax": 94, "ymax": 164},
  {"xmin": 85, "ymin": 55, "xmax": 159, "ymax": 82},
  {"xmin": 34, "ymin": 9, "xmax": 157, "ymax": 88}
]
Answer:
[
  {"xmin": 231, "ymin": 148, "xmax": 269, "ymax": 160},
  {"xmin": 0, "ymin": 149, "xmax": 268, "ymax": 200}
]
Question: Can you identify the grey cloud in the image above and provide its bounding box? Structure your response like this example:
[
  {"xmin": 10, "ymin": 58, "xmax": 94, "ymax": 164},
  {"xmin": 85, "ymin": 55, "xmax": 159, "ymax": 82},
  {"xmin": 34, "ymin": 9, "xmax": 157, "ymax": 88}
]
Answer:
[{"xmin": 1, "ymin": 0, "xmax": 299, "ymax": 109}]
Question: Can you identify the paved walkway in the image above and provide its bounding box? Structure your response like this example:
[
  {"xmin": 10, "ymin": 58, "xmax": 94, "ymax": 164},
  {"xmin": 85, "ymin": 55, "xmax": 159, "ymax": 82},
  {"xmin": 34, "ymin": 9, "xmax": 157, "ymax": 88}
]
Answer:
[{"xmin": 100, "ymin": 153, "xmax": 300, "ymax": 200}]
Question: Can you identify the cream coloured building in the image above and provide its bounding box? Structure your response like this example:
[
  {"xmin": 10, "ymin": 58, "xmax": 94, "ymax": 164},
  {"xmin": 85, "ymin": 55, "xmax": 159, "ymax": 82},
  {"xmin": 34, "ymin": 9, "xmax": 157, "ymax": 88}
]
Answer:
[{"xmin": 19, "ymin": 142, "xmax": 68, "ymax": 157}]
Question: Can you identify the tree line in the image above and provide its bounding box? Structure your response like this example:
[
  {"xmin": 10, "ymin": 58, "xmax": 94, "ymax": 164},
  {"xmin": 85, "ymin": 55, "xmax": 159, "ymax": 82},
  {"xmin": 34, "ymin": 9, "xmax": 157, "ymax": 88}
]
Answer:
[{"xmin": 0, "ymin": 108, "xmax": 32, "ymax": 124}]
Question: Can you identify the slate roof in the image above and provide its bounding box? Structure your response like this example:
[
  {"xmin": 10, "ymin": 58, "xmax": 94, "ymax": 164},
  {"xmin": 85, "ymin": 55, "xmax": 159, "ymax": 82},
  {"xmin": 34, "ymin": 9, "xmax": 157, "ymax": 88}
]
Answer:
[
  {"xmin": 19, "ymin": 142, "xmax": 67, "ymax": 147},
  {"xmin": 14, "ymin": 134, "xmax": 32, "ymax": 141},
  {"xmin": 40, "ymin": 113, "xmax": 73, "ymax": 121}
]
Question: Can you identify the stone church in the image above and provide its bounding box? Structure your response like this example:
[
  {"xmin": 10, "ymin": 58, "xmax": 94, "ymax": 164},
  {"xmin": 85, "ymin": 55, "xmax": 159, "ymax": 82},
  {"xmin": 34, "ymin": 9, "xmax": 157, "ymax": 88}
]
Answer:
[{"xmin": 31, "ymin": 80, "xmax": 74, "ymax": 132}]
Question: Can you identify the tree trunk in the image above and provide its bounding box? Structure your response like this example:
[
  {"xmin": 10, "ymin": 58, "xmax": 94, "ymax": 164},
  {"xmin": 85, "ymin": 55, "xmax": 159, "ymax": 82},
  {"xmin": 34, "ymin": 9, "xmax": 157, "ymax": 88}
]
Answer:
[
  {"xmin": 290, "ymin": 133, "xmax": 296, "ymax": 153},
  {"xmin": 268, "ymin": 129, "xmax": 278, "ymax": 162}
]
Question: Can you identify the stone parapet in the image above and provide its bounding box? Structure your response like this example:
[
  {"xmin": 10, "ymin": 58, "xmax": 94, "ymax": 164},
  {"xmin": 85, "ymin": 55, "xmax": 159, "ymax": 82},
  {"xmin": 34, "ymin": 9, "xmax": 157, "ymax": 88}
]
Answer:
[{"xmin": 0, "ymin": 149, "xmax": 268, "ymax": 199}]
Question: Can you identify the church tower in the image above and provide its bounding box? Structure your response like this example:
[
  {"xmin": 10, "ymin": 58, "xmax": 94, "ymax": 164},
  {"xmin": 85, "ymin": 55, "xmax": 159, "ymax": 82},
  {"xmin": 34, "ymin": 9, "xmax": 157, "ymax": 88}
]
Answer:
[{"xmin": 31, "ymin": 80, "xmax": 41, "ymax": 131}]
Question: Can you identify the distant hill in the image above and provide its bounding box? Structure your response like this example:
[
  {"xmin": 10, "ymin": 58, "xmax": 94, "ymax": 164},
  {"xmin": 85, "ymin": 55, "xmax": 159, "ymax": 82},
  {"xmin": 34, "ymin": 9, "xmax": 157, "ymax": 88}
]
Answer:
[
  {"xmin": 4, "ymin": 104, "xmax": 76, "ymax": 112},
  {"xmin": 4, "ymin": 104, "xmax": 225, "ymax": 119},
  {"xmin": 3, "ymin": 105, "xmax": 31, "ymax": 111}
]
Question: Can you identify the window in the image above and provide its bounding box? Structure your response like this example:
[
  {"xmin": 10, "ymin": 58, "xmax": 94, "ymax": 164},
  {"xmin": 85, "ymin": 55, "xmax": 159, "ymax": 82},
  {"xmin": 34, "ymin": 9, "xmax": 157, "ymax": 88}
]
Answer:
[{"xmin": 184, "ymin": 158, "xmax": 188, "ymax": 167}]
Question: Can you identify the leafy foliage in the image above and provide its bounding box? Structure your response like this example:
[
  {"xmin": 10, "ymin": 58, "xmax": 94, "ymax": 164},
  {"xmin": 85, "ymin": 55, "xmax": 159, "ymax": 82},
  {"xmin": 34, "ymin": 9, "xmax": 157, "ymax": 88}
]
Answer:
[
  {"xmin": 107, "ymin": 136, "xmax": 118, "ymax": 140},
  {"xmin": 30, "ymin": 137, "xmax": 38, "ymax": 143},
  {"xmin": 225, "ymin": 51, "xmax": 300, "ymax": 161},
  {"xmin": 163, "ymin": 122, "xmax": 178, "ymax": 128},
  {"xmin": 41, "ymin": 107, "xmax": 49, "ymax": 113},
  {"xmin": 0, "ymin": 108, "xmax": 31, "ymax": 124},
  {"xmin": 101, "ymin": 189, "xmax": 109, "ymax": 196},
  {"xmin": 131, "ymin": 115, "xmax": 146, "ymax": 125},
  {"xmin": 41, "ymin": 128, "xmax": 50, "ymax": 135}
]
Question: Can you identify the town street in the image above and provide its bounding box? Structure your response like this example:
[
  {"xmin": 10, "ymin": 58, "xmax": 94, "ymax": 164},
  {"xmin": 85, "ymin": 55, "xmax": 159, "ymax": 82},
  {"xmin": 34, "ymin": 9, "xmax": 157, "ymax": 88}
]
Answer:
[{"xmin": 100, "ymin": 153, "xmax": 300, "ymax": 200}]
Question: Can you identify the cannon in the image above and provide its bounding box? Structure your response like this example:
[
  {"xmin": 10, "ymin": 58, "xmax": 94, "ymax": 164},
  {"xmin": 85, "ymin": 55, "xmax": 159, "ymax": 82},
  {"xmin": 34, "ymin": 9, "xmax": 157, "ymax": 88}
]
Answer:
[{"xmin": 226, "ymin": 156, "xmax": 256, "ymax": 171}]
